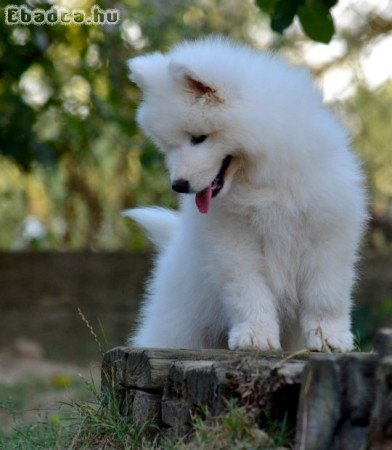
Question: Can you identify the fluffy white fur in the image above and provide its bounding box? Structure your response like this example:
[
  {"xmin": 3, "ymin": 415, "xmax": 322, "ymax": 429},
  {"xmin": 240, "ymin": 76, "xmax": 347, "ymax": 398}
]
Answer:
[{"xmin": 124, "ymin": 36, "xmax": 367, "ymax": 352}]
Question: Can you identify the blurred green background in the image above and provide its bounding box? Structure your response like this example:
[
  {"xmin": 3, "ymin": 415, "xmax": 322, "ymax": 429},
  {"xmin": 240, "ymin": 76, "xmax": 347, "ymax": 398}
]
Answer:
[{"xmin": 0, "ymin": 0, "xmax": 391, "ymax": 252}]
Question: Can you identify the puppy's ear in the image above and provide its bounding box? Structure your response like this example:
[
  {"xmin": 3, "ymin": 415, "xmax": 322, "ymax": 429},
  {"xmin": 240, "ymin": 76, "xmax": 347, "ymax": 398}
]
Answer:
[
  {"xmin": 128, "ymin": 52, "xmax": 166, "ymax": 90},
  {"xmin": 169, "ymin": 61, "xmax": 222, "ymax": 102}
]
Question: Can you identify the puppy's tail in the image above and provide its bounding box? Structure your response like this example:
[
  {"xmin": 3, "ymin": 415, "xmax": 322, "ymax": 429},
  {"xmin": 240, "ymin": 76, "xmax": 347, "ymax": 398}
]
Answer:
[{"xmin": 122, "ymin": 207, "xmax": 179, "ymax": 250}]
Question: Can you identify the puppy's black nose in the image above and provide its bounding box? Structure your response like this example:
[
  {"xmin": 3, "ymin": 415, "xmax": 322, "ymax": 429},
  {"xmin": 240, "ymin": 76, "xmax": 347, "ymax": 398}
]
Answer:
[{"xmin": 171, "ymin": 179, "xmax": 190, "ymax": 193}]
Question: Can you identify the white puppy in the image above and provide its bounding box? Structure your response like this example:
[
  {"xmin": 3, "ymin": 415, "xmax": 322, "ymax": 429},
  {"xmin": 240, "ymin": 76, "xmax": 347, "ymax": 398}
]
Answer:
[{"xmin": 124, "ymin": 37, "xmax": 367, "ymax": 352}]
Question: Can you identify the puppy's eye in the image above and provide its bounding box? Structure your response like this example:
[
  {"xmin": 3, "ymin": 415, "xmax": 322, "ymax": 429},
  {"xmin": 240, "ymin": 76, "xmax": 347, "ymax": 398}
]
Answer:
[{"xmin": 191, "ymin": 135, "xmax": 207, "ymax": 145}]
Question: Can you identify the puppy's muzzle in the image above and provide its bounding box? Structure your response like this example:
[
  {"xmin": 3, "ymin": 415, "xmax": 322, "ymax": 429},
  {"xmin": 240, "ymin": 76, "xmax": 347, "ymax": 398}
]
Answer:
[{"xmin": 172, "ymin": 179, "xmax": 190, "ymax": 193}]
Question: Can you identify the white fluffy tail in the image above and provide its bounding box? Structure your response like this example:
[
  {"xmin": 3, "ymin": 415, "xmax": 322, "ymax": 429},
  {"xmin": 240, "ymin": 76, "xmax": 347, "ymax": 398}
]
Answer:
[{"xmin": 122, "ymin": 207, "xmax": 179, "ymax": 249}]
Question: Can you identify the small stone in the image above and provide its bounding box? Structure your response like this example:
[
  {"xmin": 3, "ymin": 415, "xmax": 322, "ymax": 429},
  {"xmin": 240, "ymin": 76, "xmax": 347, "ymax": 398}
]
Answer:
[{"xmin": 13, "ymin": 338, "xmax": 43, "ymax": 360}]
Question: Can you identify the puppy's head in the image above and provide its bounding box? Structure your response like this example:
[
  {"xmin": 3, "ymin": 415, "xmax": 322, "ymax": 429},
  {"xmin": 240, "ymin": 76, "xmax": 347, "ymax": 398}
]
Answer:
[{"xmin": 129, "ymin": 47, "xmax": 241, "ymax": 214}]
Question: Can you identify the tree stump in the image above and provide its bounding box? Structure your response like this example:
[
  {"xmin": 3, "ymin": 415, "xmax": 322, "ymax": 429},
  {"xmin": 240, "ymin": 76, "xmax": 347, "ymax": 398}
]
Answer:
[
  {"xmin": 101, "ymin": 329, "xmax": 392, "ymax": 448},
  {"xmin": 102, "ymin": 347, "xmax": 307, "ymax": 437},
  {"xmin": 295, "ymin": 353, "xmax": 378, "ymax": 450},
  {"xmin": 367, "ymin": 328, "xmax": 392, "ymax": 450}
]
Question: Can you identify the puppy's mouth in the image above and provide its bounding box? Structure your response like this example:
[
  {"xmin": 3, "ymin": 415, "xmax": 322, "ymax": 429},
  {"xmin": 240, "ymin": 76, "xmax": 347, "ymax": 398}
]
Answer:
[{"xmin": 195, "ymin": 155, "xmax": 232, "ymax": 214}]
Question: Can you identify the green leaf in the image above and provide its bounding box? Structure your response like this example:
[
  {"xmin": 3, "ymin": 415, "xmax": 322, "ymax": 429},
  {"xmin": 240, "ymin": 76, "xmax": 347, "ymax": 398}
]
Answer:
[
  {"xmin": 256, "ymin": 0, "xmax": 278, "ymax": 14},
  {"xmin": 270, "ymin": 0, "xmax": 301, "ymax": 33},
  {"xmin": 298, "ymin": 2, "xmax": 335, "ymax": 43},
  {"xmin": 321, "ymin": 0, "xmax": 338, "ymax": 8}
]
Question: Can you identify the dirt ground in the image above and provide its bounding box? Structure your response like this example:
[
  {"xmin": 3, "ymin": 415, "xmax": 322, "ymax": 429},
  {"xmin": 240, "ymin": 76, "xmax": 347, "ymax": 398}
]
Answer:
[{"xmin": 0, "ymin": 338, "xmax": 100, "ymax": 435}]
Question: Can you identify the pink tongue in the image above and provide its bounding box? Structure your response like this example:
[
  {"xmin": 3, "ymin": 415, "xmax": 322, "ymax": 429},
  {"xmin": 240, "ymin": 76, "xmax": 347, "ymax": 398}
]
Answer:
[{"xmin": 195, "ymin": 186, "xmax": 212, "ymax": 214}]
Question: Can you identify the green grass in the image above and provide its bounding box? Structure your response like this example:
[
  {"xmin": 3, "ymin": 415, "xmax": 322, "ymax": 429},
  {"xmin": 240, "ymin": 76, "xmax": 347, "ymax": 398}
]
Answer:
[
  {"xmin": 0, "ymin": 377, "xmax": 142, "ymax": 450},
  {"xmin": 0, "ymin": 376, "xmax": 293, "ymax": 449},
  {"xmin": 0, "ymin": 414, "xmax": 68, "ymax": 450},
  {"xmin": 65, "ymin": 378, "xmax": 151, "ymax": 449},
  {"xmin": 168, "ymin": 400, "xmax": 293, "ymax": 450},
  {"xmin": 0, "ymin": 374, "xmax": 93, "ymax": 449}
]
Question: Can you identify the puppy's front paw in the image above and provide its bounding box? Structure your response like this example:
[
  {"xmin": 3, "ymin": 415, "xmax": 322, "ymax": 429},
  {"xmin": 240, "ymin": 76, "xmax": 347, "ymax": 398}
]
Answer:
[
  {"xmin": 228, "ymin": 322, "xmax": 281, "ymax": 351},
  {"xmin": 304, "ymin": 326, "xmax": 353, "ymax": 352}
]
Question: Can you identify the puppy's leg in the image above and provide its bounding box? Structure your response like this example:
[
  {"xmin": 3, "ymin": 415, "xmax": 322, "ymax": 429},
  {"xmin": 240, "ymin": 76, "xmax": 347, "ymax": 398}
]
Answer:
[
  {"xmin": 206, "ymin": 212, "xmax": 281, "ymax": 351},
  {"xmin": 224, "ymin": 274, "xmax": 281, "ymax": 351},
  {"xmin": 299, "ymin": 245, "xmax": 355, "ymax": 352}
]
